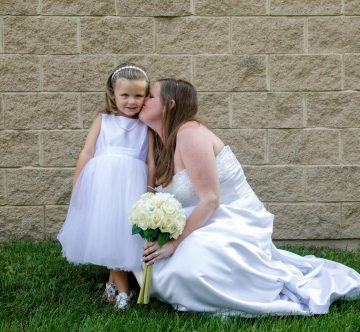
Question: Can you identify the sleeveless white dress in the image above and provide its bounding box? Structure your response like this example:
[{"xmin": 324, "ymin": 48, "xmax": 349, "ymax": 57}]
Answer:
[
  {"xmin": 58, "ymin": 114, "xmax": 147, "ymax": 270},
  {"xmin": 137, "ymin": 145, "xmax": 360, "ymax": 316}
]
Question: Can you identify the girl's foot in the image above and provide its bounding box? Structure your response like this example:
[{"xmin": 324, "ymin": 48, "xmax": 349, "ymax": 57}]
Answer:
[
  {"xmin": 103, "ymin": 282, "xmax": 117, "ymax": 304},
  {"xmin": 114, "ymin": 291, "xmax": 133, "ymax": 310}
]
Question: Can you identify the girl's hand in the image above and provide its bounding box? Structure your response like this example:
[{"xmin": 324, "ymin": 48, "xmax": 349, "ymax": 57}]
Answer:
[{"xmin": 143, "ymin": 241, "xmax": 176, "ymax": 265}]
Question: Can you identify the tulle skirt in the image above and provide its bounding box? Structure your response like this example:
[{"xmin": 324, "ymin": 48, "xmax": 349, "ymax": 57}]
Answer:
[{"xmin": 58, "ymin": 154, "xmax": 146, "ymax": 270}]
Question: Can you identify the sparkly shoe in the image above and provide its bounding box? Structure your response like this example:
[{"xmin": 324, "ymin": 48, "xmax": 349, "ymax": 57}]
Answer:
[
  {"xmin": 103, "ymin": 282, "xmax": 117, "ymax": 304},
  {"xmin": 114, "ymin": 291, "xmax": 133, "ymax": 310}
]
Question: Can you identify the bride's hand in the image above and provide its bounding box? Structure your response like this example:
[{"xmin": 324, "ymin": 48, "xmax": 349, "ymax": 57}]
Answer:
[{"xmin": 143, "ymin": 240, "xmax": 176, "ymax": 265}]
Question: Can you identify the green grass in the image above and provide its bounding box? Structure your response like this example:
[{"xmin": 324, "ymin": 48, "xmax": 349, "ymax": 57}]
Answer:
[{"xmin": 0, "ymin": 240, "xmax": 359, "ymax": 332}]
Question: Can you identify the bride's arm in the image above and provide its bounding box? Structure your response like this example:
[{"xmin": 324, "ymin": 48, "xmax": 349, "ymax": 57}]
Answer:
[{"xmin": 143, "ymin": 124, "xmax": 220, "ymax": 264}]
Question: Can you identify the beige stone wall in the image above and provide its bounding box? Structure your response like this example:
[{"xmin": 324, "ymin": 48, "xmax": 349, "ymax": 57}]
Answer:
[{"xmin": 1, "ymin": 0, "xmax": 360, "ymax": 248}]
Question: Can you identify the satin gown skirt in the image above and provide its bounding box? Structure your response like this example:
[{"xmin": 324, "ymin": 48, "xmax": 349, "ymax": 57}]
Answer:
[{"xmin": 134, "ymin": 146, "xmax": 360, "ymax": 316}]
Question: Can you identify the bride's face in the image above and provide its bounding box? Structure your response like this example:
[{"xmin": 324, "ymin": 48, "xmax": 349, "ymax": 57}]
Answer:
[{"xmin": 139, "ymin": 82, "xmax": 164, "ymax": 125}]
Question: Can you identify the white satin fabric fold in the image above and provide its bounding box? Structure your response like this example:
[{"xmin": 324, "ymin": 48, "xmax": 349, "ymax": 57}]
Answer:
[{"xmin": 134, "ymin": 146, "xmax": 360, "ymax": 316}]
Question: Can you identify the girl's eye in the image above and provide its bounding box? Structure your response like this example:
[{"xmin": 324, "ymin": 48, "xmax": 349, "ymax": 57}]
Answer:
[{"xmin": 121, "ymin": 94, "xmax": 129, "ymax": 97}]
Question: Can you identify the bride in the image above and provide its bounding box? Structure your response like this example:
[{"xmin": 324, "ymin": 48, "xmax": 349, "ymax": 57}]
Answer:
[{"xmin": 137, "ymin": 78, "xmax": 360, "ymax": 316}]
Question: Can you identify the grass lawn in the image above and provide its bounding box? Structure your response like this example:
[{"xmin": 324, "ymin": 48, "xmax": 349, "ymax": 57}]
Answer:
[{"xmin": 0, "ymin": 240, "xmax": 359, "ymax": 332}]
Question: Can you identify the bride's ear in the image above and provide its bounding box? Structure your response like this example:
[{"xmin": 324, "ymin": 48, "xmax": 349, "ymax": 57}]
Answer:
[{"xmin": 169, "ymin": 99, "xmax": 176, "ymax": 110}]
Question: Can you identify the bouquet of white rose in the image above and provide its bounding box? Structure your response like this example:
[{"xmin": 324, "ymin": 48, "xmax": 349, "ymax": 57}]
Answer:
[{"xmin": 129, "ymin": 192, "xmax": 186, "ymax": 304}]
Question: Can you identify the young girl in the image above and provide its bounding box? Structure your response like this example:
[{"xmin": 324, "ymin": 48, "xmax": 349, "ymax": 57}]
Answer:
[{"xmin": 57, "ymin": 64, "xmax": 155, "ymax": 310}]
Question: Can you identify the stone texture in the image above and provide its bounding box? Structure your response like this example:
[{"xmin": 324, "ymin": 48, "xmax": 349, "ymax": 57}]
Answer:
[
  {"xmin": 270, "ymin": 55, "xmax": 341, "ymax": 91},
  {"xmin": 244, "ymin": 166, "xmax": 304, "ymax": 201},
  {"xmin": 309, "ymin": 17, "xmax": 360, "ymax": 53},
  {"xmin": 0, "ymin": 171, "xmax": 5, "ymax": 206},
  {"xmin": 344, "ymin": 55, "xmax": 360, "ymax": 90},
  {"xmin": 307, "ymin": 92, "xmax": 360, "ymax": 128},
  {"xmin": 305, "ymin": 167, "xmax": 360, "ymax": 201},
  {"xmin": 42, "ymin": 55, "xmax": 114, "ymax": 91},
  {"xmin": 345, "ymin": 0, "xmax": 360, "ymax": 15},
  {"xmin": 0, "ymin": 95, "xmax": 3, "ymax": 129},
  {"xmin": 195, "ymin": 0, "xmax": 266, "ymax": 15},
  {"xmin": 0, "ymin": 131, "xmax": 39, "ymax": 167},
  {"xmin": 4, "ymin": 17, "xmax": 78, "ymax": 54},
  {"xmin": 198, "ymin": 93, "xmax": 230, "ymax": 129},
  {"xmin": 116, "ymin": 0, "xmax": 191, "ymax": 16},
  {"xmin": 269, "ymin": 203, "xmax": 341, "ymax": 239},
  {"xmin": 213, "ymin": 129, "xmax": 266, "ymax": 164},
  {"xmin": 0, "ymin": 18, "xmax": 3, "ymax": 53},
  {"xmin": 115, "ymin": 55, "xmax": 192, "ymax": 83},
  {"xmin": 81, "ymin": 93, "xmax": 104, "ymax": 128},
  {"xmin": 7, "ymin": 169, "xmax": 73, "ymax": 205},
  {"xmin": 0, "ymin": 0, "xmax": 39, "ymax": 15},
  {"xmin": 4, "ymin": 93, "xmax": 80, "ymax": 130},
  {"xmin": 194, "ymin": 56, "xmax": 266, "ymax": 91},
  {"xmin": 232, "ymin": 18, "xmax": 304, "ymax": 54},
  {"xmin": 232, "ymin": 93, "xmax": 303, "ymax": 128},
  {"xmin": 0, "ymin": 55, "xmax": 40, "ymax": 92},
  {"xmin": 42, "ymin": 0, "xmax": 114, "ymax": 15},
  {"xmin": 42, "ymin": 130, "xmax": 87, "ymax": 166},
  {"xmin": 270, "ymin": 0, "xmax": 341, "ymax": 15},
  {"xmin": 0, "ymin": 206, "xmax": 44, "ymax": 242},
  {"xmin": 342, "ymin": 129, "xmax": 360, "ymax": 164},
  {"xmin": 45, "ymin": 205, "xmax": 68, "ymax": 238},
  {"xmin": 269, "ymin": 129, "xmax": 340, "ymax": 165},
  {"xmin": 157, "ymin": 17, "xmax": 230, "ymax": 54},
  {"xmin": 341, "ymin": 203, "xmax": 360, "ymax": 238},
  {"xmin": 81, "ymin": 18, "xmax": 154, "ymax": 54}
]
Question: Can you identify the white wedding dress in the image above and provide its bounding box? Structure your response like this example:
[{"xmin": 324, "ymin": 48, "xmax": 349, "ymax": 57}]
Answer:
[{"xmin": 135, "ymin": 146, "xmax": 360, "ymax": 316}]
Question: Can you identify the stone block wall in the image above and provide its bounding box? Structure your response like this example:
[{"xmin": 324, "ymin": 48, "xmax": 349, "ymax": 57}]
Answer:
[{"xmin": 1, "ymin": 0, "xmax": 360, "ymax": 249}]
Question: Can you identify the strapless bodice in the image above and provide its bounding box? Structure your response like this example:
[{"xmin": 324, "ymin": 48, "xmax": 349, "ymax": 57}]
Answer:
[{"xmin": 156, "ymin": 146, "xmax": 254, "ymax": 207}]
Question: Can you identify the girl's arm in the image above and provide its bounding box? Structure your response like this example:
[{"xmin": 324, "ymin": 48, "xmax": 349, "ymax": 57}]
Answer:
[
  {"xmin": 143, "ymin": 124, "xmax": 221, "ymax": 263},
  {"xmin": 72, "ymin": 114, "xmax": 102, "ymax": 187},
  {"xmin": 146, "ymin": 129, "xmax": 156, "ymax": 192}
]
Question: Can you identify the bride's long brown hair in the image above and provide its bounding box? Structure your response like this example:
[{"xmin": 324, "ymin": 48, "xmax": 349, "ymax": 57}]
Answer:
[{"xmin": 155, "ymin": 79, "xmax": 199, "ymax": 187}]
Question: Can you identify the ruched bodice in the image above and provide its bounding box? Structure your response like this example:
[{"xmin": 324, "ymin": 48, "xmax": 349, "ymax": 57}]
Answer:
[{"xmin": 156, "ymin": 146, "xmax": 254, "ymax": 207}]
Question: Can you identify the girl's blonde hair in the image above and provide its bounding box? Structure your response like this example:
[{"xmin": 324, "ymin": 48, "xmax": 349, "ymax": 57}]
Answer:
[
  {"xmin": 104, "ymin": 63, "xmax": 150, "ymax": 115},
  {"xmin": 154, "ymin": 79, "xmax": 200, "ymax": 187}
]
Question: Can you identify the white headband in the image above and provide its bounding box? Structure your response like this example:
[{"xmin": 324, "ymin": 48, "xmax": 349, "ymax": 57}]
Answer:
[{"xmin": 111, "ymin": 65, "xmax": 149, "ymax": 81}]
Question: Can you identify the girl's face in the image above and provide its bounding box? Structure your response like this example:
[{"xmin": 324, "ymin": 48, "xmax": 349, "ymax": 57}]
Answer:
[
  {"xmin": 113, "ymin": 78, "xmax": 147, "ymax": 118},
  {"xmin": 139, "ymin": 82, "xmax": 164, "ymax": 125}
]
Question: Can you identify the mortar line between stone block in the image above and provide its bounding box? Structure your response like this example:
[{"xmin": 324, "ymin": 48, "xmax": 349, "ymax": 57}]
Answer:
[
  {"xmin": 229, "ymin": 93, "xmax": 233, "ymax": 128},
  {"xmin": 190, "ymin": 0, "xmax": 195, "ymax": 14},
  {"xmin": 43, "ymin": 204, "xmax": 46, "ymax": 240},
  {"xmin": 266, "ymin": 0, "xmax": 270, "ymax": 15},
  {"xmin": 0, "ymin": 18, "xmax": 4, "ymax": 53},
  {"xmin": 190, "ymin": 56, "xmax": 194, "ymax": 84},
  {"xmin": 302, "ymin": 94, "xmax": 307, "ymax": 128},
  {"xmin": 266, "ymin": 55, "xmax": 270, "ymax": 91},
  {"xmin": 153, "ymin": 18, "xmax": 157, "ymax": 53},
  {"xmin": 114, "ymin": 0, "xmax": 118, "ymax": 16},
  {"xmin": 1, "ymin": 94, "xmax": 4, "ymax": 128},
  {"xmin": 78, "ymin": 93, "xmax": 83, "ymax": 128},
  {"xmin": 37, "ymin": 0, "xmax": 42, "ymax": 15},
  {"xmin": 39, "ymin": 131, "xmax": 44, "ymax": 166},
  {"xmin": 265, "ymin": 129, "xmax": 269, "ymax": 164},
  {"xmin": 39, "ymin": 56, "xmax": 44, "ymax": 91},
  {"xmin": 304, "ymin": 19, "xmax": 308, "ymax": 54},
  {"xmin": 340, "ymin": 202, "xmax": 343, "ymax": 226},
  {"xmin": 340, "ymin": 54, "xmax": 344, "ymax": 90},
  {"xmin": 339, "ymin": 129, "xmax": 343, "ymax": 165},
  {"xmin": 77, "ymin": 17, "xmax": 81, "ymax": 54},
  {"xmin": 341, "ymin": 0, "xmax": 345, "ymax": 15},
  {"xmin": 229, "ymin": 17, "xmax": 232, "ymax": 53}
]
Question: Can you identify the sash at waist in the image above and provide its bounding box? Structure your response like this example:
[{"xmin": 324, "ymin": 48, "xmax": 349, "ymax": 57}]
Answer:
[{"xmin": 94, "ymin": 147, "xmax": 146, "ymax": 162}]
